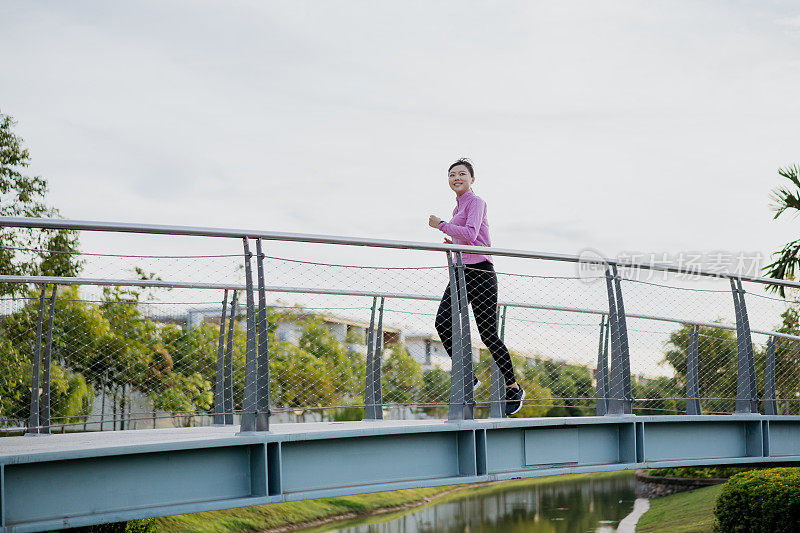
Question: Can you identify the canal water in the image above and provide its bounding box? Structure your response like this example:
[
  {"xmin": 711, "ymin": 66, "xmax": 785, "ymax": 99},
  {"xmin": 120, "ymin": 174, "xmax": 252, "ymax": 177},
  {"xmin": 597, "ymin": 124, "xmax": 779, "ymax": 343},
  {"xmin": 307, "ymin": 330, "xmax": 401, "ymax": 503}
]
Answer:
[{"xmin": 301, "ymin": 472, "xmax": 637, "ymax": 532}]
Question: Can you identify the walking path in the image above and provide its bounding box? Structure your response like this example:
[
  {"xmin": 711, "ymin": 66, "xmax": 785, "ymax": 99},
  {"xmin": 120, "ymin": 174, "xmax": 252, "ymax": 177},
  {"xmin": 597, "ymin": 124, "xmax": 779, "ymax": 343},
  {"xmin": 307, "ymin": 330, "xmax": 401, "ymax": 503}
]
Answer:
[{"xmin": 617, "ymin": 498, "xmax": 650, "ymax": 532}]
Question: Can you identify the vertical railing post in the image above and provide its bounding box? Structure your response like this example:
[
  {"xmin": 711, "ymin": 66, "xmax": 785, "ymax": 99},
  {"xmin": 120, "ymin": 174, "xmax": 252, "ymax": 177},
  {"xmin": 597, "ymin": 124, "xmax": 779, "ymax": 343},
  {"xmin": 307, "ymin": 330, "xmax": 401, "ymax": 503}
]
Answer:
[
  {"xmin": 731, "ymin": 278, "xmax": 747, "ymax": 413},
  {"xmin": 100, "ymin": 369, "xmax": 107, "ymax": 431},
  {"xmin": 738, "ymin": 279, "xmax": 758, "ymax": 414},
  {"xmin": 686, "ymin": 324, "xmax": 701, "ymax": 415},
  {"xmin": 612, "ymin": 265, "xmax": 633, "ymax": 414},
  {"xmin": 240, "ymin": 238, "xmax": 258, "ymax": 432},
  {"xmin": 40, "ymin": 285, "xmax": 57, "ymax": 435},
  {"xmin": 595, "ymin": 314, "xmax": 609, "ymax": 416},
  {"xmin": 446, "ymin": 252, "xmax": 467, "ymax": 421},
  {"xmin": 364, "ymin": 297, "xmax": 378, "ymax": 420},
  {"xmin": 455, "ymin": 252, "xmax": 475, "ymax": 420},
  {"xmin": 224, "ymin": 290, "xmax": 237, "ymax": 425},
  {"xmin": 604, "ymin": 315, "xmax": 610, "ymax": 398},
  {"xmin": 214, "ymin": 289, "xmax": 228, "ymax": 425},
  {"xmin": 605, "ymin": 266, "xmax": 632, "ymax": 415},
  {"xmin": 490, "ymin": 305, "xmax": 507, "ymax": 418},
  {"xmin": 764, "ymin": 336, "xmax": 777, "ymax": 416},
  {"xmin": 731, "ymin": 278, "xmax": 758, "ymax": 414},
  {"xmin": 604, "ymin": 316, "xmax": 610, "ymax": 376},
  {"xmin": 374, "ymin": 297, "xmax": 384, "ymax": 417},
  {"xmin": 255, "ymin": 238, "xmax": 270, "ymax": 432},
  {"xmin": 26, "ymin": 285, "xmax": 47, "ymax": 436},
  {"xmin": 604, "ymin": 269, "xmax": 623, "ymax": 415}
]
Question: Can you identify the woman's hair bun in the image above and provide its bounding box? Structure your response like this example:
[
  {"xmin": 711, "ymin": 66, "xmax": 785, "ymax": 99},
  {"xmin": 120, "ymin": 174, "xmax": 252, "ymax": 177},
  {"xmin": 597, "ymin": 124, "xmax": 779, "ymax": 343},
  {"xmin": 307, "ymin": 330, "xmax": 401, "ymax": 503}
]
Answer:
[{"xmin": 448, "ymin": 158, "xmax": 474, "ymax": 177}]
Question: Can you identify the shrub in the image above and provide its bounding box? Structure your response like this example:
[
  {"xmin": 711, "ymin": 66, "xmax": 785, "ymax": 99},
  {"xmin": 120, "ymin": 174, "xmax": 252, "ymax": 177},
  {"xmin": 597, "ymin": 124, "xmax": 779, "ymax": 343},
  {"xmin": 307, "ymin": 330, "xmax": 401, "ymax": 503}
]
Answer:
[
  {"xmin": 66, "ymin": 519, "xmax": 157, "ymax": 532},
  {"xmin": 647, "ymin": 466, "xmax": 754, "ymax": 479},
  {"xmin": 714, "ymin": 467, "xmax": 800, "ymax": 532}
]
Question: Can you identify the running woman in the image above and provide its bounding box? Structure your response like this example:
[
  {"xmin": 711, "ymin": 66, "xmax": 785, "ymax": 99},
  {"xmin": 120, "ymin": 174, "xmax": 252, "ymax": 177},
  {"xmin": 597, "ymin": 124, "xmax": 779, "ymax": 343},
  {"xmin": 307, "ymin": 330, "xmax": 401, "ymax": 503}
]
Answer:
[{"xmin": 428, "ymin": 158, "xmax": 525, "ymax": 416}]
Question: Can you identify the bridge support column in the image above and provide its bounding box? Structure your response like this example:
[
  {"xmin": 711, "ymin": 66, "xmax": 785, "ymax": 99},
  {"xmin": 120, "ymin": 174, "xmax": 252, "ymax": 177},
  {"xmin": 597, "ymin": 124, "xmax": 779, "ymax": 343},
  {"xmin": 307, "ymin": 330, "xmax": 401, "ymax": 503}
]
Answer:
[
  {"xmin": 489, "ymin": 305, "xmax": 507, "ymax": 418},
  {"xmin": 686, "ymin": 324, "xmax": 701, "ymax": 415},
  {"xmin": 447, "ymin": 252, "xmax": 475, "ymax": 421},
  {"xmin": 364, "ymin": 296, "xmax": 384, "ymax": 420},
  {"xmin": 224, "ymin": 290, "xmax": 237, "ymax": 425},
  {"xmin": 604, "ymin": 265, "xmax": 632, "ymax": 415},
  {"xmin": 214, "ymin": 289, "xmax": 229, "ymax": 425},
  {"xmin": 595, "ymin": 314, "xmax": 610, "ymax": 416},
  {"xmin": 764, "ymin": 336, "xmax": 777, "ymax": 415},
  {"xmin": 731, "ymin": 278, "xmax": 758, "ymax": 414}
]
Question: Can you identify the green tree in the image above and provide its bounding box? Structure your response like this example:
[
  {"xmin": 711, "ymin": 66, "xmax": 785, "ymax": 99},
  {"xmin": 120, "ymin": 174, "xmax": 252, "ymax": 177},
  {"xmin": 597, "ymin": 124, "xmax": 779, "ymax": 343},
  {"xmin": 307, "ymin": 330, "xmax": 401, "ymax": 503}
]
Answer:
[
  {"xmin": 0, "ymin": 112, "xmax": 82, "ymax": 296},
  {"xmin": 764, "ymin": 164, "xmax": 800, "ymax": 297},
  {"xmin": 297, "ymin": 314, "xmax": 364, "ymax": 402},
  {"xmin": 271, "ymin": 343, "xmax": 339, "ymax": 407},
  {"xmin": 662, "ymin": 322, "xmax": 738, "ymax": 413},
  {"xmin": 97, "ymin": 286, "xmax": 161, "ymax": 422},
  {"xmin": 0, "ymin": 286, "xmax": 94, "ymax": 425},
  {"xmin": 513, "ymin": 354, "xmax": 555, "ymax": 417},
  {"xmin": 0, "ymin": 334, "xmax": 33, "ymax": 422},
  {"xmin": 772, "ymin": 306, "xmax": 800, "ymax": 414},
  {"xmin": 533, "ymin": 359, "xmax": 594, "ymax": 417},
  {"xmin": 160, "ymin": 322, "xmax": 219, "ymax": 381},
  {"xmin": 150, "ymin": 371, "xmax": 212, "ymax": 414},
  {"xmin": 419, "ymin": 368, "xmax": 450, "ymax": 416},
  {"xmin": 267, "ymin": 311, "xmax": 351, "ymax": 410},
  {"xmin": 381, "ymin": 344, "xmax": 422, "ymax": 404},
  {"xmin": 102, "ymin": 288, "xmax": 228, "ymax": 421},
  {"xmin": 632, "ymin": 376, "xmax": 683, "ymax": 415}
]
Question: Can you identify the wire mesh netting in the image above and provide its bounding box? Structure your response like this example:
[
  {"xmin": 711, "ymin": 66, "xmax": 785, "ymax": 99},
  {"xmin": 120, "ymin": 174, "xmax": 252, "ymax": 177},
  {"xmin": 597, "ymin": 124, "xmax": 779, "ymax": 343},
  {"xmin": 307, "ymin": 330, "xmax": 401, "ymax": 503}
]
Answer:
[{"xmin": 2, "ymin": 234, "xmax": 800, "ymax": 435}]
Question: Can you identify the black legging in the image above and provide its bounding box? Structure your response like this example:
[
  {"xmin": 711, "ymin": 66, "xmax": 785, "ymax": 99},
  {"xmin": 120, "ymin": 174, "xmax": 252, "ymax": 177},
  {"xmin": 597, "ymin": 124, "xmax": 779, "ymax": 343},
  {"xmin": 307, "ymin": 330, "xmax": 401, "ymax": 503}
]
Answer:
[{"xmin": 434, "ymin": 260, "xmax": 516, "ymax": 385}]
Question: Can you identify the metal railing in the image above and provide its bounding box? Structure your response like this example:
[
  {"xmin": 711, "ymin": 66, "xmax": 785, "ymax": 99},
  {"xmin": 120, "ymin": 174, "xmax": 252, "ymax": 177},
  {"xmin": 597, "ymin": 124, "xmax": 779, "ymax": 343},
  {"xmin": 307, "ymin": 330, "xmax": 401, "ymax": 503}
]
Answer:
[{"xmin": 1, "ymin": 216, "xmax": 800, "ymax": 435}]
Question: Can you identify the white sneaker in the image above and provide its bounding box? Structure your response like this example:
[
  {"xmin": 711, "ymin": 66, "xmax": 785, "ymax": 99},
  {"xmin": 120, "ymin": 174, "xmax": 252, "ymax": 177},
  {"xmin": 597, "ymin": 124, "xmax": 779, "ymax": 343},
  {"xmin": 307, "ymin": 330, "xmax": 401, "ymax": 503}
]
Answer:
[
  {"xmin": 473, "ymin": 377, "xmax": 481, "ymax": 393},
  {"xmin": 505, "ymin": 385, "xmax": 525, "ymax": 416}
]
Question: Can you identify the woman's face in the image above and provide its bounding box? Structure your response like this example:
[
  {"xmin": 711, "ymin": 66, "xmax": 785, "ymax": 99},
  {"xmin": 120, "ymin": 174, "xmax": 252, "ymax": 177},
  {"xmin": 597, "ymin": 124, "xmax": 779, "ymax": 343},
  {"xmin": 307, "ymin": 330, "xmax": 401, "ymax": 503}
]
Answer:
[{"xmin": 448, "ymin": 164, "xmax": 474, "ymax": 196}]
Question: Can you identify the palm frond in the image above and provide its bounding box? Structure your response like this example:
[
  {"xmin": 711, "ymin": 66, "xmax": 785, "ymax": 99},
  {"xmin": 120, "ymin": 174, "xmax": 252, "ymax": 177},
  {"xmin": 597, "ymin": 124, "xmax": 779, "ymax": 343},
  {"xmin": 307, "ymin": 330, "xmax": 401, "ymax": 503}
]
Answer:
[
  {"xmin": 763, "ymin": 237, "xmax": 800, "ymax": 297},
  {"xmin": 770, "ymin": 164, "xmax": 800, "ymax": 219}
]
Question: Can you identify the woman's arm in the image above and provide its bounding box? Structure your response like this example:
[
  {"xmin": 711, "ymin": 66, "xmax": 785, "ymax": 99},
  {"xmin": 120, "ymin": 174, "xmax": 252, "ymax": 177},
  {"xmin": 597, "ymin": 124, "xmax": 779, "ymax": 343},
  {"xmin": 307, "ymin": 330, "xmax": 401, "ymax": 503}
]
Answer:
[{"xmin": 439, "ymin": 197, "xmax": 486, "ymax": 243}]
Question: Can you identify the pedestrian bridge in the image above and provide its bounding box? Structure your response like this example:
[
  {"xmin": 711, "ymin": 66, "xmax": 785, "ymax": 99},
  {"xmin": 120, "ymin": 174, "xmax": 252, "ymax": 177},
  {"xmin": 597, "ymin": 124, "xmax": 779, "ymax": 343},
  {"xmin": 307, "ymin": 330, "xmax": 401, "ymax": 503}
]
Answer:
[
  {"xmin": 2, "ymin": 217, "xmax": 800, "ymax": 532},
  {"xmin": 2, "ymin": 415, "xmax": 800, "ymax": 532}
]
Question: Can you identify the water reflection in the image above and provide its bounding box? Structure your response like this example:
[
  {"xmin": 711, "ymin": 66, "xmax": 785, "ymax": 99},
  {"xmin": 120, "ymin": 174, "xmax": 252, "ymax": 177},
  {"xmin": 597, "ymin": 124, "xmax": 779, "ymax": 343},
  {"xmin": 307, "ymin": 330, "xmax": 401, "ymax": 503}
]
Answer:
[{"xmin": 306, "ymin": 473, "xmax": 636, "ymax": 533}]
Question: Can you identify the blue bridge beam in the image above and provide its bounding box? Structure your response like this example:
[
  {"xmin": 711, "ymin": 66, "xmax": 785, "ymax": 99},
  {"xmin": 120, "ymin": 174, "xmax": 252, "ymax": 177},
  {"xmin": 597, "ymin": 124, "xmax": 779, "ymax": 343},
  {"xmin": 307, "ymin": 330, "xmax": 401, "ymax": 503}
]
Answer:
[{"xmin": 2, "ymin": 415, "xmax": 800, "ymax": 532}]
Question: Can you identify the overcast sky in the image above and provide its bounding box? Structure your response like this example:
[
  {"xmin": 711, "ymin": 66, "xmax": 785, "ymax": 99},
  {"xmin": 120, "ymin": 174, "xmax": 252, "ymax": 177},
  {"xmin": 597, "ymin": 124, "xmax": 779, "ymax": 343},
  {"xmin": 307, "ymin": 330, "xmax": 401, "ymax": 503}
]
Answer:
[{"xmin": 3, "ymin": 1, "xmax": 800, "ymax": 274}]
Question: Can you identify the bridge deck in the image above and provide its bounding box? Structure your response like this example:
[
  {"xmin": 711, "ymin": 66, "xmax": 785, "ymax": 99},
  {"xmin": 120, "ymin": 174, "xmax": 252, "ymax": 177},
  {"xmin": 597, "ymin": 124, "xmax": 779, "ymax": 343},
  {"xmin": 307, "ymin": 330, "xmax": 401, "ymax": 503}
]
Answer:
[
  {"xmin": 2, "ymin": 415, "xmax": 800, "ymax": 532},
  {"xmin": 0, "ymin": 420, "xmax": 454, "ymax": 461}
]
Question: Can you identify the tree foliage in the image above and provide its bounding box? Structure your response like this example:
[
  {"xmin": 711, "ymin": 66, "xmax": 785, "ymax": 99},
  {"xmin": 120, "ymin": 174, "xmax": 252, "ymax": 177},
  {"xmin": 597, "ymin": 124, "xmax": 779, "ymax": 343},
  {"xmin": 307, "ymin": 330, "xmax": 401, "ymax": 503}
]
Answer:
[
  {"xmin": 773, "ymin": 306, "xmax": 800, "ymax": 414},
  {"xmin": 662, "ymin": 322, "xmax": 738, "ymax": 414},
  {"xmin": 0, "ymin": 286, "xmax": 94, "ymax": 423},
  {"xmin": 715, "ymin": 467, "xmax": 800, "ymax": 532},
  {"xmin": 382, "ymin": 344, "xmax": 422, "ymax": 404},
  {"xmin": 10, "ymin": 280, "xmax": 795, "ymax": 426},
  {"xmin": 764, "ymin": 164, "xmax": 800, "ymax": 296},
  {"xmin": 0, "ymin": 112, "xmax": 82, "ymax": 295}
]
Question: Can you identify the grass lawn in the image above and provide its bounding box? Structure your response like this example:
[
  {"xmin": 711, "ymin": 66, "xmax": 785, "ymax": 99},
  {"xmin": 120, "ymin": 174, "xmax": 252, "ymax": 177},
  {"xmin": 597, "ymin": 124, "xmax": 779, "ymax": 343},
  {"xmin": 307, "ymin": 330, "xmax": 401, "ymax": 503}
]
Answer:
[
  {"xmin": 637, "ymin": 484, "xmax": 724, "ymax": 533},
  {"xmin": 155, "ymin": 486, "xmax": 451, "ymax": 533},
  {"xmin": 156, "ymin": 471, "xmax": 632, "ymax": 533}
]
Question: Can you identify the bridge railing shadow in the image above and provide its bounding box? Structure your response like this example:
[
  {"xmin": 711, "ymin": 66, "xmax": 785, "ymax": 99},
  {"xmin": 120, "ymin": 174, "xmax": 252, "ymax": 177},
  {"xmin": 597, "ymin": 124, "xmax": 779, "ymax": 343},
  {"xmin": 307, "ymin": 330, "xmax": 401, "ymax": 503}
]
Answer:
[{"xmin": 1, "ymin": 216, "xmax": 799, "ymax": 436}]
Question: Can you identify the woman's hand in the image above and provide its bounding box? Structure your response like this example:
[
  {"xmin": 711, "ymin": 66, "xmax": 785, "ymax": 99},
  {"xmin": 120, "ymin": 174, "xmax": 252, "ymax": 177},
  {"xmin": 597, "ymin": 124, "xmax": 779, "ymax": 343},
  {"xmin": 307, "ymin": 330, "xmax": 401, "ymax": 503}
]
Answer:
[{"xmin": 428, "ymin": 215, "xmax": 442, "ymax": 228}]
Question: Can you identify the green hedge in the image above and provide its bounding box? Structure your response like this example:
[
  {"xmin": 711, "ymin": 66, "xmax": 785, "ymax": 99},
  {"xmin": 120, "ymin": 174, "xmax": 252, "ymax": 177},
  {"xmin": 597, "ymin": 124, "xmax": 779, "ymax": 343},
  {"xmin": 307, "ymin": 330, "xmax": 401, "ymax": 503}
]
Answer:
[
  {"xmin": 62, "ymin": 519, "xmax": 157, "ymax": 532},
  {"xmin": 647, "ymin": 466, "xmax": 753, "ymax": 479},
  {"xmin": 714, "ymin": 467, "xmax": 800, "ymax": 532}
]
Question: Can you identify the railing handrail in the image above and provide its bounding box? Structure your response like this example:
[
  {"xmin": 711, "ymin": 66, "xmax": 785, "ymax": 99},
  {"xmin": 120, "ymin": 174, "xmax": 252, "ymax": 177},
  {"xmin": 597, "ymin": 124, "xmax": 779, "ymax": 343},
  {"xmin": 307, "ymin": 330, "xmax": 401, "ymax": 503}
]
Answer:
[
  {"xmin": 3, "ymin": 218, "xmax": 796, "ymax": 427},
  {"xmin": 1, "ymin": 216, "xmax": 797, "ymax": 290},
  {"xmin": 3, "ymin": 273, "xmax": 799, "ymax": 342}
]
